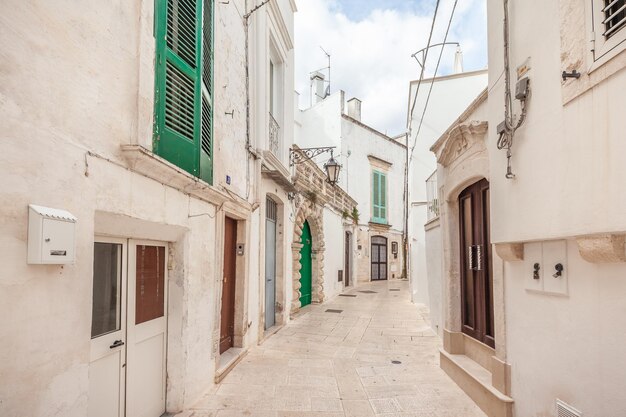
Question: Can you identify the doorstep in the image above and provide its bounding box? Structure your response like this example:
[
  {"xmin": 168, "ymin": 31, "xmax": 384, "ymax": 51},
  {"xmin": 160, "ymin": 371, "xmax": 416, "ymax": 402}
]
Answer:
[
  {"xmin": 215, "ymin": 347, "xmax": 248, "ymax": 383},
  {"xmin": 440, "ymin": 349, "xmax": 514, "ymax": 417}
]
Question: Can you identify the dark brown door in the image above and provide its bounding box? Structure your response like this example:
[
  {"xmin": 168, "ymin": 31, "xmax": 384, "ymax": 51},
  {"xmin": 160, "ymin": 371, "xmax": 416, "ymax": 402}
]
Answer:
[
  {"xmin": 371, "ymin": 236, "xmax": 388, "ymax": 281},
  {"xmin": 220, "ymin": 217, "xmax": 237, "ymax": 354},
  {"xmin": 344, "ymin": 232, "xmax": 351, "ymax": 286},
  {"xmin": 459, "ymin": 179, "xmax": 494, "ymax": 348}
]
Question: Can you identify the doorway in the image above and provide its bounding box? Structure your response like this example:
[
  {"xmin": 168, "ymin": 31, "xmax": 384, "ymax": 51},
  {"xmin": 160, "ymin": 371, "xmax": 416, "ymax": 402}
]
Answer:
[
  {"xmin": 265, "ymin": 198, "xmax": 277, "ymax": 329},
  {"xmin": 220, "ymin": 217, "xmax": 238, "ymax": 354},
  {"xmin": 344, "ymin": 231, "xmax": 352, "ymax": 286},
  {"xmin": 299, "ymin": 221, "xmax": 313, "ymax": 307},
  {"xmin": 459, "ymin": 179, "xmax": 494, "ymax": 348},
  {"xmin": 371, "ymin": 236, "xmax": 388, "ymax": 281},
  {"xmin": 88, "ymin": 238, "xmax": 168, "ymax": 417}
]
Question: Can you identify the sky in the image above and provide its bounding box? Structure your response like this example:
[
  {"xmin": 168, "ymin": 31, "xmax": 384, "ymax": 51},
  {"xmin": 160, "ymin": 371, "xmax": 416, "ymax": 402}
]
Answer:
[{"xmin": 294, "ymin": 0, "xmax": 488, "ymax": 136}]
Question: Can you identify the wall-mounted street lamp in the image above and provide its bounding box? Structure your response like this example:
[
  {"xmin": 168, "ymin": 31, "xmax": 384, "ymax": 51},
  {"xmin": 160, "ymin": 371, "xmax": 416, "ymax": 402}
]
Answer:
[{"xmin": 290, "ymin": 146, "xmax": 341, "ymax": 186}]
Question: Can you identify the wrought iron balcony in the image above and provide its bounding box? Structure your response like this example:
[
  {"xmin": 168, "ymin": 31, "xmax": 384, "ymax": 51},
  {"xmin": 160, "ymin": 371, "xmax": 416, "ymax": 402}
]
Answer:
[{"xmin": 269, "ymin": 112, "xmax": 281, "ymax": 158}]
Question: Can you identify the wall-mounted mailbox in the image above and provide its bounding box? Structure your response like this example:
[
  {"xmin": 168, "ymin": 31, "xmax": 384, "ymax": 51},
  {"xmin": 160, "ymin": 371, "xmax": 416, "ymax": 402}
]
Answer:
[{"xmin": 28, "ymin": 204, "xmax": 77, "ymax": 264}]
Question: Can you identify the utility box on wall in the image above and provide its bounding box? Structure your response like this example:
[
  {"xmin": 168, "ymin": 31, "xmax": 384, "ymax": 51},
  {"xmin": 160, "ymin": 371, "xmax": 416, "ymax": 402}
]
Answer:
[{"xmin": 27, "ymin": 204, "xmax": 77, "ymax": 264}]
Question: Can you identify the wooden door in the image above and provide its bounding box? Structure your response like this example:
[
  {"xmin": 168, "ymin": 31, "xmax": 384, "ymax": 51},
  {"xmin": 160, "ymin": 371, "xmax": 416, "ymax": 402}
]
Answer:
[
  {"xmin": 459, "ymin": 179, "xmax": 494, "ymax": 348},
  {"xmin": 89, "ymin": 239, "xmax": 126, "ymax": 417},
  {"xmin": 264, "ymin": 198, "xmax": 277, "ymax": 330},
  {"xmin": 344, "ymin": 232, "xmax": 351, "ymax": 287},
  {"xmin": 126, "ymin": 241, "xmax": 168, "ymax": 417},
  {"xmin": 299, "ymin": 221, "xmax": 312, "ymax": 307},
  {"xmin": 371, "ymin": 236, "xmax": 388, "ymax": 281},
  {"xmin": 220, "ymin": 217, "xmax": 237, "ymax": 354}
]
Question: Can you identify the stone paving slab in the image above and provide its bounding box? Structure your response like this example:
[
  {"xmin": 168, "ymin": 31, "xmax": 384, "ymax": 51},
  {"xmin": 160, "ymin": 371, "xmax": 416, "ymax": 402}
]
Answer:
[{"xmin": 176, "ymin": 280, "xmax": 485, "ymax": 417}]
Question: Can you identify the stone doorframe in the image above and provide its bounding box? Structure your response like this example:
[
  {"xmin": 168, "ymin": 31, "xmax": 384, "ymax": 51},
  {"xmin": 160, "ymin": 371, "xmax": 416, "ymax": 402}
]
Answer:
[{"xmin": 291, "ymin": 200, "xmax": 325, "ymax": 315}]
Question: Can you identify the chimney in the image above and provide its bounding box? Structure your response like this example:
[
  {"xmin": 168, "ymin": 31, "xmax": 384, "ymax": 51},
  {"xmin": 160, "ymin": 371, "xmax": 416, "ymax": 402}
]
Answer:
[
  {"xmin": 347, "ymin": 98, "xmax": 362, "ymax": 121},
  {"xmin": 310, "ymin": 71, "xmax": 326, "ymax": 105},
  {"xmin": 454, "ymin": 45, "xmax": 464, "ymax": 74}
]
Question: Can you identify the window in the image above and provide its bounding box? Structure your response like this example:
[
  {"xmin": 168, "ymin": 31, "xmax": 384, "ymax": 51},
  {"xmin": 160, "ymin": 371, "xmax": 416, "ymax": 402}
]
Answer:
[
  {"xmin": 153, "ymin": 0, "xmax": 214, "ymax": 184},
  {"xmin": 372, "ymin": 170, "xmax": 387, "ymax": 224},
  {"xmin": 591, "ymin": 0, "xmax": 626, "ymax": 63}
]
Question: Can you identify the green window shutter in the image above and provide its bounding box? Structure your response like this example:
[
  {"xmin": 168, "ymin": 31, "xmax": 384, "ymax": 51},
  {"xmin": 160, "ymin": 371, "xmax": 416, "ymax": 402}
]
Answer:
[
  {"xmin": 154, "ymin": 0, "xmax": 213, "ymax": 184},
  {"xmin": 199, "ymin": 0, "xmax": 213, "ymax": 183},
  {"xmin": 372, "ymin": 170, "xmax": 387, "ymax": 224}
]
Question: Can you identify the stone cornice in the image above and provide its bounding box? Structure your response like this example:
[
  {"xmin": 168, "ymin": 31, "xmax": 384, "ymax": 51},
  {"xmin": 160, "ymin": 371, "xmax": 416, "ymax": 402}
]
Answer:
[{"xmin": 268, "ymin": 0, "xmax": 294, "ymax": 51}]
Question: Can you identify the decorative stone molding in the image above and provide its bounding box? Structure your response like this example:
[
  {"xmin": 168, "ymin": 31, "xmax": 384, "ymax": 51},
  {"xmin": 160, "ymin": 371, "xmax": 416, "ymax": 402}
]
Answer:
[
  {"xmin": 290, "ymin": 200, "xmax": 325, "ymax": 315},
  {"xmin": 433, "ymin": 121, "xmax": 488, "ymax": 167},
  {"xmin": 494, "ymin": 243, "xmax": 524, "ymax": 262},
  {"xmin": 577, "ymin": 234, "xmax": 626, "ymax": 263}
]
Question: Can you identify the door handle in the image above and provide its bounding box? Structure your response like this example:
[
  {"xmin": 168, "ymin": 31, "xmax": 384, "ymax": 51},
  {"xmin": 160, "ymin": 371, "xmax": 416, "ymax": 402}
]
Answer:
[
  {"xmin": 475, "ymin": 245, "xmax": 483, "ymax": 271},
  {"xmin": 467, "ymin": 246, "xmax": 474, "ymax": 270},
  {"xmin": 109, "ymin": 340, "xmax": 125, "ymax": 349}
]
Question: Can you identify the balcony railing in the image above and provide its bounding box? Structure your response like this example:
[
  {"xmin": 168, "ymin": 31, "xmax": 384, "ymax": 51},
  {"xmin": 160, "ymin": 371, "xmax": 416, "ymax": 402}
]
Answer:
[
  {"xmin": 269, "ymin": 112, "xmax": 281, "ymax": 158},
  {"xmin": 426, "ymin": 170, "xmax": 439, "ymax": 221}
]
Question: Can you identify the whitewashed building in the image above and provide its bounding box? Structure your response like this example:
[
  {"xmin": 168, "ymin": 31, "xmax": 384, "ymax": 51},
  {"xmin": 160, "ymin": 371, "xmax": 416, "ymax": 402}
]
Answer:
[
  {"xmin": 0, "ymin": 0, "xmax": 308, "ymax": 416},
  {"xmin": 428, "ymin": 1, "xmax": 626, "ymax": 416},
  {"xmin": 406, "ymin": 69, "xmax": 487, "ymax": 335},
  {"xmin": 296, "ymin": 79, "xmax": 407, "ymax": 285}
]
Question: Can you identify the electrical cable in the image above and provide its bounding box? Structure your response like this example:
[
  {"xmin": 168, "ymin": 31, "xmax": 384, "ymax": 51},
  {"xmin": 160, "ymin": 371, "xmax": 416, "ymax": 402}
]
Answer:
[
  {"xmin": 409, "ymin": 0, "xmax": 459, "ymax": 162},
  {"xmin": 407, "ymin": 0, "xmax": 441, "ymax": 131}
]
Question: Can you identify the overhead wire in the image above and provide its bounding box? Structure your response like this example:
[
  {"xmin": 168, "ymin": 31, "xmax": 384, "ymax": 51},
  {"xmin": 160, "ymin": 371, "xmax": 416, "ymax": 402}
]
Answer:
[
  {"xmin": 409, "ymin": 0, "xmax": 459, "ymax": 162},
  {"xmin": 407, "ymin": 0, "xmax": 441, "ymax": 132}
]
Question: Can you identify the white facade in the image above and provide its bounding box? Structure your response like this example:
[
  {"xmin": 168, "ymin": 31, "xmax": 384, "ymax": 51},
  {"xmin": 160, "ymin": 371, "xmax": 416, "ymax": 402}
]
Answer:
[
  {"xmin": 406, "ymin": 70, "xmax": 488, "ymax": 326},
  {"xmin": 296, "ymin": 89, "xmax": 406, "ymax": 283},
  {"xmin": 0, "ymin": 0, "xmax": 298, "ymax": 415},
  {"xmin": 484, "ymin": 0, "xmax": 626, "ymax": 416}
]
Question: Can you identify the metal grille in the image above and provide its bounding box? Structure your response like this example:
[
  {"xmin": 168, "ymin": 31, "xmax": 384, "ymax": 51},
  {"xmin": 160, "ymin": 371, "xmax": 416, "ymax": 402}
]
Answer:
[
  {"xmin": 167, "ymin": 0, "xmax": 198, "ymax": 69},
  {"xmin": 201, "ymin": 95, "xmax": 212, "ymax": 157},
  {"xmin": 556, "ymin": 399, "xmax": 582, "ymax": 417},
  {"xmin": 165, "ymin": 61, "xmax": 196, "ymax": 140},
  {"xmin": 604, "ymin": 0, "xmax": 626, "ymax": 38},
  {"xmin": 269, "ymin": 112, "xmax": 280, "ymax": 157},
  {"xmin": 266, "ymin": 198, "xmax": 277, "ymax": 221},
  {"xmin": 426, "ymin": 170, "xmax": 439, "ymax": 221}
]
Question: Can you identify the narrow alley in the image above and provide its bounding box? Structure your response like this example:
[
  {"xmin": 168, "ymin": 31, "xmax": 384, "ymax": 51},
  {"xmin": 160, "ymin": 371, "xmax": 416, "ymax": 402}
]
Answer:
[{"xmin": 178, "ymin": 281, "xmax": 485, "ymax": 417}]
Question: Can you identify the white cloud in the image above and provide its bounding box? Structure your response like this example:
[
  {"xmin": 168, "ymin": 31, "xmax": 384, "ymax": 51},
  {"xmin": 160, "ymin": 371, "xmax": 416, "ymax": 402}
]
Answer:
[{"xmin": 294, "ymin": 0, "xmax": 487, "ymax": 136}]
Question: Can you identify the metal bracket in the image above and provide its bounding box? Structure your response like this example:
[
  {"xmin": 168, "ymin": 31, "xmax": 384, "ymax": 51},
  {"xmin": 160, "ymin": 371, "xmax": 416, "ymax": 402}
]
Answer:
[{"xmin": 289, "ymin": 146, "xmax": 336, "ymax": 166}]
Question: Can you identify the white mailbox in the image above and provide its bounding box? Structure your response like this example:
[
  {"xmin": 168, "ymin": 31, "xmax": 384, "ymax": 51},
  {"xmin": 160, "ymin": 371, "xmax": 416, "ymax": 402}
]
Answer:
[{"xmin": 28, "ymin": 204, "xmax": 77, "ymax": 264}]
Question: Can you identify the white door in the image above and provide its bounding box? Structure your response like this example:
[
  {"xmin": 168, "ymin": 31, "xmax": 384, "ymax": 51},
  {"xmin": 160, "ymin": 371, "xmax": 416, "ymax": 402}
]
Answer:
[
  {"xmin": 89, "ymin": 238, "xmax": 127, "ymax": 417},
  {"xmin": 88, "ymin": 238, "xmax": 168, "ymax": 417},
  {"xmin": 126, "ymin": 240, "xmax": 168, "ymax": 417}
]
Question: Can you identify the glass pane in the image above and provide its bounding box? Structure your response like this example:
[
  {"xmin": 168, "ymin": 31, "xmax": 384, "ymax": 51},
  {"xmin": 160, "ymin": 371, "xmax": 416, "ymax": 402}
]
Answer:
[
  {"xmin": 462, "ymin": 196, "xmax": 474, "ymax": 327},
  {"xmin": 136, "ymin": 245, "xmax": 166, "ymax": 325},
  {"xmin": 91, "ymin": 243, "xmax": 122, "ymax": 338}
]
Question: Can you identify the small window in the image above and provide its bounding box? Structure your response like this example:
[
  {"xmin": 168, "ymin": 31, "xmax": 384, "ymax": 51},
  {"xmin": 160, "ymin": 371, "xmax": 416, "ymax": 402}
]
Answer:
[
  {"xmin": 591, "ymin": 0, "xmax": 626, "ymax": 63},
  {"xmin": 372, "ymin": 170, "xmax": 387, "ymax": 224},
  {"xmin": 603, "ymin": 0, "xmax": 626, "ymax": 38}
]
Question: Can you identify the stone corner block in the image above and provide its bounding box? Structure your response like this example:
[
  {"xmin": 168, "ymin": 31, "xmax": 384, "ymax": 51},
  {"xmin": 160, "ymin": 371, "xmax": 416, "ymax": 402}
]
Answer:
[
  {"xmin": 494, "ymin": 243, "xmax": 524, "ymax": 262},
  {"xmin": 577, "ymin": 234, "xmax": 626, "ymax": 263}
]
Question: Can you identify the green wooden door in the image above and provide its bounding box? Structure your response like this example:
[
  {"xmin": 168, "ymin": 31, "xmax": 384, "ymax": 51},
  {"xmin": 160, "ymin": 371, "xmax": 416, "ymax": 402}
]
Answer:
[{"xmin": 299, "ymin": 221, "xmax": 313, "ymax": 307}]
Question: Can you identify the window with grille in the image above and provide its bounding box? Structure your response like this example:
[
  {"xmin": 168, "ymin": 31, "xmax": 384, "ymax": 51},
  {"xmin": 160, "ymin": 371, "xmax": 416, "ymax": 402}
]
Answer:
[
  {"xmin": 154, "ymin": 0, "xmax": 214, "ymax": 184},
  {"xmin": 591, "ymin": 0, "xmax": 626, "ymax": 63},
  {"xmin": 603, "ymin": 0, "xmax": 626, "ymax": 38}
]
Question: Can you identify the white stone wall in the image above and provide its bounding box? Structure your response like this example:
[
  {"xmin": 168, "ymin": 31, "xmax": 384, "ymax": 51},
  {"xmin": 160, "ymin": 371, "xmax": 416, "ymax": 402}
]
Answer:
[
  {"xmin": 407, "ymin": 71, "xmax": 487, "ymax": 305},
  {"xmin": 487, "ymin": 0, "xmax": 626, "ymax": 415},
  {"xmin": 424, "ymin": 220, "xmax": 443, "ymax": 337},
  {"xmin": 322, "ymin": 208, "xmax": 347, "ymax": 298},
  {"xmin": 0, "ymin": 0, "xmax": 296, "ymax": 415}
]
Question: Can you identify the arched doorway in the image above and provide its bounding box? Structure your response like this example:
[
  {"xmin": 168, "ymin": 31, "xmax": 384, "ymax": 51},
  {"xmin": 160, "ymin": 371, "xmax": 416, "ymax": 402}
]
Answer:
[
  {"xmin": 371, "ymin": 236, "xmax": 388, "ymax": 281},
  {"xmin": 299, "ymin": 221, "xmax": 313, "ymax": 307},
  {"xmin": 459, "ymin": 178, "xmax": 494, "ymax": 348}
]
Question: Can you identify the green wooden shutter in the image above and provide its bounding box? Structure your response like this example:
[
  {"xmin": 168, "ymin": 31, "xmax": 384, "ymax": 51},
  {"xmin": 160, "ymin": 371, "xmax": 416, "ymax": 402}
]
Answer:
[
  {"xmin": 199, "ymin": 0, "xmax": 214, "ymax": 183},
  {"xmin": 154, "ymin": 0, "xmax": 213, "ymax": 184},
  {"xmin": 372, "ymin": 170, "xmax": 387, "ymax": 224}
]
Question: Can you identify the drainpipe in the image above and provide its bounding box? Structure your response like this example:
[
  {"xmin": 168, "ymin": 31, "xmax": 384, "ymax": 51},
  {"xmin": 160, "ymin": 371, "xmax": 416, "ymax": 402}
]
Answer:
[{"xmin": 401, "ymin": 132, "xmax": 409, "ymax": 279}]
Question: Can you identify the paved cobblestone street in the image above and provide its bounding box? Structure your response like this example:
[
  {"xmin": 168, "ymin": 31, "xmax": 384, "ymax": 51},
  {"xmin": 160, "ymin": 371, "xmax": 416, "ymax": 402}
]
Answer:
[{"xmin": 177, "ymin": 280, "xmax": 485, "ymax": 417}]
